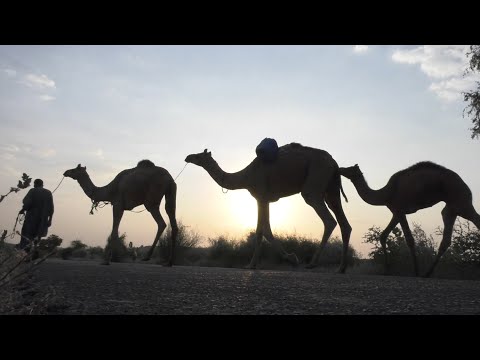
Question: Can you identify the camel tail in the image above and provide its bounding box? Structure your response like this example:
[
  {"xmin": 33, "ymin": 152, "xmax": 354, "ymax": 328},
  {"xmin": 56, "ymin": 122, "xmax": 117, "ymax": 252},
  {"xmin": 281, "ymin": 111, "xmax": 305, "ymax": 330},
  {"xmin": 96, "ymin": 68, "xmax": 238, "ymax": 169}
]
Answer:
[
  {"xmin": 338, "ymin": 171, "xmax": 348, "ymax": 203},
  {"xmin": 165, "ymin": 180, "xmax": 178, "ymax": 228}
]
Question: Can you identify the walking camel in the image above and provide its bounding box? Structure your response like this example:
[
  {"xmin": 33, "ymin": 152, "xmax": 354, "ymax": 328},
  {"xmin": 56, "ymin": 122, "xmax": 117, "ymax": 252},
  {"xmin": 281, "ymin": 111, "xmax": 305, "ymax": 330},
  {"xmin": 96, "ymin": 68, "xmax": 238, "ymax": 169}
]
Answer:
[
  {"xmin": 185, "ymin": 143, "xmax": 352, "ymax": 272},
  {"xmin": 340, "ymin": 162, "xmax": 480, "ymax": 277},
  {"xmin": 63, "ymin": 160, "xmax": 178, "ymax": 265}
]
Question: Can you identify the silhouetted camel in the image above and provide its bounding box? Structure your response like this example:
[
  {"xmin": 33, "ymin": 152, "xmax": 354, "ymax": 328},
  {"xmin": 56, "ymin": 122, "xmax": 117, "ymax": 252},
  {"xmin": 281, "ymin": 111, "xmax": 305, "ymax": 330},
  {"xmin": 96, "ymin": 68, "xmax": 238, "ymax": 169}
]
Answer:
[
  {"xmin": 64, "ymin": 160, "xmax": 178, "ymax": 265},
  {"xmin": 340, "ymin": 162, "xmax": 480, "ymax": 277},
  {"xmin": 186, "ymin": 143, "xmax": 352, "ymax": 272}
]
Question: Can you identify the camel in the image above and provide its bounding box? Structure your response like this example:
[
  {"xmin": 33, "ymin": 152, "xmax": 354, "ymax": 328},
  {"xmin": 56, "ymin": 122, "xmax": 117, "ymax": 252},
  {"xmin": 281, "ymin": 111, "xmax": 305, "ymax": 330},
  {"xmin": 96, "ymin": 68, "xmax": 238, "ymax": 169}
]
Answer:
[
  {"xmin": 185, "ymin": 143, "xmax": 352, "ymax": 272},
  {"xmin": 63, "ymin": 160, "xmax": 178, "ymax": 265},
  {"xmin": 339, "ymin": 162, "xmax": 480, "ymax": 277}
]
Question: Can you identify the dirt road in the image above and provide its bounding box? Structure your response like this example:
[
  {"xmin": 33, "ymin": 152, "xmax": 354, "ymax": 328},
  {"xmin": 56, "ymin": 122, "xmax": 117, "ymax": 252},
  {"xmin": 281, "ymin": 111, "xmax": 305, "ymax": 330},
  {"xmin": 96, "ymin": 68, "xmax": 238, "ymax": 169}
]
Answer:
[{"xmin": 35, "ymin": 259, "xmax": 480, "ymax": 315}]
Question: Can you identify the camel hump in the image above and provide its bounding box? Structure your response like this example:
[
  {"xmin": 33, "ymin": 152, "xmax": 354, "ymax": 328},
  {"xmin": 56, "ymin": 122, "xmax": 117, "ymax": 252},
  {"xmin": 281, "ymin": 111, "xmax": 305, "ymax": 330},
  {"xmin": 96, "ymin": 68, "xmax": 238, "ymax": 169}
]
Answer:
[
  {"xmin": 137, "ymin": 159, "xmax": 155, "ymax": 168},
  {"xmin": 256, "ymin": 138, "xmax": 279, "ymax": 163}
]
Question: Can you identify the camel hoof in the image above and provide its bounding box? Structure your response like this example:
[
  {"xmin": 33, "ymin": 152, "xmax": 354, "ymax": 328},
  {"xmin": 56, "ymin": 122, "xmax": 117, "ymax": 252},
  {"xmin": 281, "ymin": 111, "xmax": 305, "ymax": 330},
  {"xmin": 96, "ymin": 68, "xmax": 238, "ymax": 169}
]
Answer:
[
  {"xmin": 244, "ymin": 264, "xmax": 256, "ymax": 270},
  {"xmin": 162, "ymin": 262, "xmax": 173, "ymax": 267},
  {"xmin": 336, "ymin": 267, "xmax": 346, "ymax": 274},
  {"xmin": 305, "ymin": 263, "xmax": 317, "ymax": 270},
  {"xmin": 141, "ymin": 257, "xmax": 151, "ymax": 261},
  {"xmin": 101, "ymin": 261, "xmax": 110, "ymax": 266}
]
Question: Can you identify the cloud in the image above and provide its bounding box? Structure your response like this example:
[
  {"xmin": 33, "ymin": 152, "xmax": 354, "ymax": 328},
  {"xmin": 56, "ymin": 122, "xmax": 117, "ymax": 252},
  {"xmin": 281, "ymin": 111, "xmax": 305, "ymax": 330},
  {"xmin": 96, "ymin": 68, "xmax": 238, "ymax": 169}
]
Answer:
[
  {"xmin": 353, "ymin": 45, "xmax": 369, "ymax": 54},
  {"xmin": 37, "ymin": 148, "xmax": 56, "ymax": 158},
  {"xmin": 93, "ymin": 149, "xmax": 105, "ymax": 160},
  {"xmin": 1, "ymin": 144, "xmax": 20, "ymax": 153},
  {"xmin": 22, "ymin": 73, "xmax": 56, "ymax": 89},
  {"xmin": 2, "ymin": 68, "xmax": 16, "ymax": 77},
  {"xmin": 39, "ymin": 94, "xmax": 56, "ymax": 101},
  {"xmin": 392, "ymin": 45, "xmax": 479, "ymax": 102},
  {"xmin": 429, "ymin": 76, "xmax": 479, "ymax": 102},
  {"xmin": 0, "ymin": 164, "xmax": 23, "ymax": 178}
]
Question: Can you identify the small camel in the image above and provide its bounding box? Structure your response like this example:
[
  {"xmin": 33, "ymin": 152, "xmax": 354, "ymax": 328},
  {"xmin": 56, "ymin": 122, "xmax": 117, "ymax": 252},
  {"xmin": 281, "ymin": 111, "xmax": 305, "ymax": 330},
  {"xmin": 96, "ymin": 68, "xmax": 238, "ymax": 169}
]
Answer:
[
  {"xmin": 340, "ymin": 162, "xmax": 480, "ymax": 277},
  {"xmin": 185, "ymin": 143, "xmax": 352, "ymax": 272},
  {"xmin": 63, "ymin": 160, "xmax": 178, "ymax": 265}
]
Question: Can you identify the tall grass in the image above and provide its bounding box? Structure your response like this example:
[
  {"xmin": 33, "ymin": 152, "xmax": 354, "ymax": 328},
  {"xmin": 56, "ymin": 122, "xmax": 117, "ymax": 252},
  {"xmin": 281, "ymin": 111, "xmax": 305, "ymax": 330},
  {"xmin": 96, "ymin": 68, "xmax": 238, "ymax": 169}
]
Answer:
[{"xmin": 203, "ymin": 232, "xmax": 359, "ymax": 269}]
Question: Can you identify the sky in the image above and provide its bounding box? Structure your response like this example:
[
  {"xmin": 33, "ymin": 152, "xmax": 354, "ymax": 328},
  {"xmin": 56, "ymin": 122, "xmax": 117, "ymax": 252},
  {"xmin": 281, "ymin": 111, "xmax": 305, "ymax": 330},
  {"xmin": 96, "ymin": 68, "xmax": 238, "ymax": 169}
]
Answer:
[{"xmin": 0, "ymin": 45, "xmax": 479, "ymax": 257}]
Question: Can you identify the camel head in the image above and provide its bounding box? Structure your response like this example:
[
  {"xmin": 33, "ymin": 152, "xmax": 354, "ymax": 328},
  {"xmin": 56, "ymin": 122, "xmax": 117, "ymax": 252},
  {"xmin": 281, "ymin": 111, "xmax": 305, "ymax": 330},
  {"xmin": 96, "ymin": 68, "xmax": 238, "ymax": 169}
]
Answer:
[
  {"xmin": 64, "ymin": 164, "xmax": 87, "ymax": 180},
  {"xmin": 339, "ymin": 164, "xmax": 363, "ymax": 180},
  {"xmin": 185, "ymin": 149, "xmax": 212, "ymax": 167}
]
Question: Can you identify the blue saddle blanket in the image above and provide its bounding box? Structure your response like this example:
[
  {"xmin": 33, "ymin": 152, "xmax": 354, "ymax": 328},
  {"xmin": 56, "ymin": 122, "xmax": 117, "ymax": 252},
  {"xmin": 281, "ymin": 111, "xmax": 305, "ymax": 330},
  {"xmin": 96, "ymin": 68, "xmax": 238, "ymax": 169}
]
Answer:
[{"xmin": 256, "ymin": 138, "xmax": 278, "ymax": 163}]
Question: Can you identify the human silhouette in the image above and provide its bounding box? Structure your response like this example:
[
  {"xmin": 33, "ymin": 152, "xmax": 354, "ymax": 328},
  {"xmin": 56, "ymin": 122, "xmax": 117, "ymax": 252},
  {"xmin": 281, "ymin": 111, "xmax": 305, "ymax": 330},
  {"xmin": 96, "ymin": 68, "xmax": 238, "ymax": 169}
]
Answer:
[{"xmin": 17, "ymin": 179, "xmax": 54, "ymax": 257}]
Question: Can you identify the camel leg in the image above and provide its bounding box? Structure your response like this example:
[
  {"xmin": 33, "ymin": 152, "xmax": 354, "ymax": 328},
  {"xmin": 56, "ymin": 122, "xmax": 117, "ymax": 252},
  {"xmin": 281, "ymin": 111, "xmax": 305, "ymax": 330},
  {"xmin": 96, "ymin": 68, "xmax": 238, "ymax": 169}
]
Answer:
[
  {"xmin": 142, "ymin": 205, "xmax": 168, "ymax": 264},
  {"xmin": 424, "ymin": 206, "xmax": 456, "ymax": 278},
  {"xmin": 325, "ymin": 192, "xmax": 352, "ymax": 274},
  {"xmin": 263, "ymin": 217, "xmax": 299, "ymax": 267},
  {"xmin": 245, "ymin": 201, "xmax": 267, "ymax": 269},
  {"xmin": 165, "ymin": 183, "xmax": 178, "ymax": 267},
  {"xmin": 103, "ymin": 205, "xmax": 124, "ymax": 265},
  {"xmin": 398, "ymin": 215, "xmax": 419, "ymax": 277},
  {"xmin": 301, "ymin": 166, "xmax": 339, "ymax": 269},
  {"xmin": 459, "ymin": 204, "xmax": 480, "ymax": 230},
  {"xmin": 303, "ymin": 194, "xmax": 337, "ymax": 269},
  {"xmin": 379, "ymin": 215, "xmax": 400, "ymax": 275}
]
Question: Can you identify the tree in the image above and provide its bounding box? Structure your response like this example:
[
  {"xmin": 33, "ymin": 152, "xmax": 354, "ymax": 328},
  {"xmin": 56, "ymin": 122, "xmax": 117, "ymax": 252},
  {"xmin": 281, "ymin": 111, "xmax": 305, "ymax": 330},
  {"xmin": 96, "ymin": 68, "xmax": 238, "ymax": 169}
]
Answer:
[
  {"xmin": 0, "ymin": 173, "xmax": 31, "ymax": 204},
  {"xmin": 70, "ymin": 239, "xmax": 87, "ymax": 250},
  {"xmin": 38, "ymin": 234, "xmax": 63, "ymax": 251},
  {"xmin": 463, "ymin": 45, "xmax": 480, "ymax": 139},
  {"xmin": 448, "ymin": 219, "xmax": 480, "ymax": 265}
]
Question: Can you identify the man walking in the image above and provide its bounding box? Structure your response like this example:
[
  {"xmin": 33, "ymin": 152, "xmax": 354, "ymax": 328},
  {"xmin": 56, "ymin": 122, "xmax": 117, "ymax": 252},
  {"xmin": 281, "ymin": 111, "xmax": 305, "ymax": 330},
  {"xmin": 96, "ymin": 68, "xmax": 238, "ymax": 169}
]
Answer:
[{"xmin": 17, "ymin": 179, "xmax": 54, "ymax": 257}]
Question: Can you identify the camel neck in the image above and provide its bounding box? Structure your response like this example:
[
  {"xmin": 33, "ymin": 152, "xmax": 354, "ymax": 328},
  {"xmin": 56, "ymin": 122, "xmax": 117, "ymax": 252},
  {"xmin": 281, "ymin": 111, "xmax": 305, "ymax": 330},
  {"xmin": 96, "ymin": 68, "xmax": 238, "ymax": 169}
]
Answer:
[
  {"xmin": 203, "ymin": 159, "xmax": 248, "ymax": 190},
  {"xmin": 76, "ymin": 173, "xmax": 114, "ymax": 202},
  {"xmin": 351, "ymin": 174, "xmax": 389, "ymax": 206}
]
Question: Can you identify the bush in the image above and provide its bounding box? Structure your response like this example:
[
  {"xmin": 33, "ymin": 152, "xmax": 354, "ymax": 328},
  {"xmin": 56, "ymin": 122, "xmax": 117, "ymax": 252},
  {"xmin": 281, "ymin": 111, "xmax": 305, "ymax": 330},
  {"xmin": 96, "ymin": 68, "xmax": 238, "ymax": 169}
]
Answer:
[
  {"xmin": 70, "ymin": 240, "xmax": 87, "ymax": 250},
  {"xmin": 449, "ymin": 219, "xmax": 480, "ymax": 265},
  {"xmin": 105, "ymin": 233, "xmax": 129, "ymax": 262},
  {"xmin": 38, "ymin": 234, "xmax": 63, "ymax": 252},
  {"xmin": 155, "ymin": 222, "xmax": 202, "ymax": 264},
  {"xmin": 204, "ymin": 231, "xmax": 359, "ymax": 269},
  {"xmin": 207, "ymin": 236, "xmax": 246, "ymax": 268},
  {"xmin": 363, "ymin": 223, "xmax": 436, "ymax": 275},
  {"xmin": 60, "ymin": 247, "xmax": 73, "ymax": 260},
  {"xmin": 88, "ymin": 246, "xmax": 104, "ymax": 259},
  {"xmin": 71, "ymin": 249, "xmax": 87, "ymax": 258}
]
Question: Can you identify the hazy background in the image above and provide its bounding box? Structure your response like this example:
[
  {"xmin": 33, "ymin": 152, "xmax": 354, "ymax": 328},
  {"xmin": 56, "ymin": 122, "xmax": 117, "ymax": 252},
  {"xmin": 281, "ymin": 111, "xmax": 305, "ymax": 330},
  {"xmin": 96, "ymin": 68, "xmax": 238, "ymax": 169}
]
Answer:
[{"xmin": 1, "ymin": 45, "xmax": 478, "ymax": 257}]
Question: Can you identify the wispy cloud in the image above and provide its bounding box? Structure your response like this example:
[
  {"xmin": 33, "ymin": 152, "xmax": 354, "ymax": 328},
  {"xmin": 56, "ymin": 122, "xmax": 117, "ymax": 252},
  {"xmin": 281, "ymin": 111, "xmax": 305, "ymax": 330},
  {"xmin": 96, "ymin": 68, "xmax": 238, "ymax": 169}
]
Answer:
[
  {"xmin": 391, "ymin": 45, "xmax": 479, "ymax": 102},
  {"xmin": 429, "ymin": 77, "xmax": 479, "ymax": 102},
  {"xmin": 2, "ymin": 68, "xmax": 16, "ymax": 77},
  {"xmin": 0, "ymin": 164, "xmax": 23, "ymax": 178},
  {"xmin": 37, "ymin": 148, "xmax": 56, "ymax": 158},
  {"xmin": 353, "ymin": 45, "xmax": 369, "ymax": 54},
  {"xmin": 93, "ymin": 148, "xmax": 105, "ymax": 160},
  {"xmin": 39, "ymin": 94, "xmax": 56, "ymax": 101},
  {"xmin": 21, "ymin": 73, "xmax": 56, "ymax": 89}
]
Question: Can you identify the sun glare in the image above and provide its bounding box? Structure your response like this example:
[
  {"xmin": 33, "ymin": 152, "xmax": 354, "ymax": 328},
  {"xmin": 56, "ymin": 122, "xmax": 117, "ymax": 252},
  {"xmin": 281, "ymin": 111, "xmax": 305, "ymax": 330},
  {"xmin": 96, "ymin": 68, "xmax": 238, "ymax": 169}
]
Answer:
[{"xmin": 228, "ymin": 191, "xmax": 292, "ymax": 231}]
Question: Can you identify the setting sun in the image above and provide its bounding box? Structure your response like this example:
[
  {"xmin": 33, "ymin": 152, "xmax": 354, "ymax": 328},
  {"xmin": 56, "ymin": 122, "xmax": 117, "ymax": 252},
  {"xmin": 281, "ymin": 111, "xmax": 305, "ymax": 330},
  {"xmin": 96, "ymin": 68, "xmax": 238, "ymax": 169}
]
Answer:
[{"xmin": 227, "ymin": 191, "xmax": 292, "ymax": 231}]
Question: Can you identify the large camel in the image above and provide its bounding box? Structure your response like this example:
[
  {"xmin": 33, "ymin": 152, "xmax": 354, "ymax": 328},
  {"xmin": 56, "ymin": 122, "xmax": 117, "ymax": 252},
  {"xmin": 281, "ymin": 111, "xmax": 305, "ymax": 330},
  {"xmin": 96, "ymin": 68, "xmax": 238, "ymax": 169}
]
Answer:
[
  {"xmin": 185, "ymin": 143, "xmax": 352, "ymax": 272},
  {"xmin": 340, "ymin": 162, "xmax": 480, "ymax": 277},
  {"xmin": 63, "ymin": 160, "xmax": 178, "ymax": 265}
]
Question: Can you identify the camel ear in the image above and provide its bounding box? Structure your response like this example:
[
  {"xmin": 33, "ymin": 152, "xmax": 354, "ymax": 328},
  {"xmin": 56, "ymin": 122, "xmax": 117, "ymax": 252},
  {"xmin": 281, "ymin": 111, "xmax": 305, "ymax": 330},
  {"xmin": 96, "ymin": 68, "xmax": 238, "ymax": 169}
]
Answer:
[
  {"xmin": 354, "ymin": 164, "xmax": 359, "ymax": 168},
  {"xmin": 207, "ymin": 151, "xmax": 211, "ymax": 157},
  {"xmin": 83, "ymin": 166, "xmax": 87, "ymax": 170},
  {"xmin": 203, "ymin": 149, "xmax": 208, "ymax": 153},
  {"xmin": 77, "ymin": 164, "xmax": 81, "ymax": 168}
]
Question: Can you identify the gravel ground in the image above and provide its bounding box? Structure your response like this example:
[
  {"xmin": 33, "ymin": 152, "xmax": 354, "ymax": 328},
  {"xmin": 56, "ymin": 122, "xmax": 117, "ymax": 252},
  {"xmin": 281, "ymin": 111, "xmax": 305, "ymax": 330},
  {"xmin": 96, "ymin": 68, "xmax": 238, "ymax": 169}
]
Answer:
[{"xmin": 34, "ymin": 258, "xmax": 480, "ymax": 315}]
